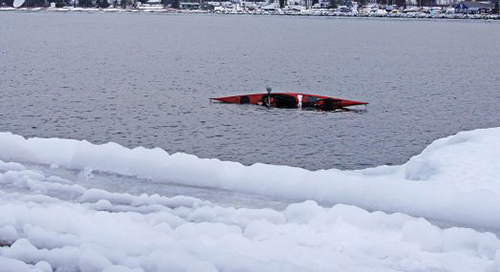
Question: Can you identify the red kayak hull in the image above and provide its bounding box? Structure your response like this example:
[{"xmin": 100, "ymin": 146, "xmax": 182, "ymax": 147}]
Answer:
[{"xmin": 210, "ymin": 93, "xmax": 367, "ymax": 110}]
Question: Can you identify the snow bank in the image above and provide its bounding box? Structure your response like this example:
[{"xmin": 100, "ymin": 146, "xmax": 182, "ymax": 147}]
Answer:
[
  {"xmin": 0, "ymin": 128, "xmax": 500, "ymax": 232},
  {"xmin": 0, "ymin": 165, "xmax": 499, "ymax": 271}
]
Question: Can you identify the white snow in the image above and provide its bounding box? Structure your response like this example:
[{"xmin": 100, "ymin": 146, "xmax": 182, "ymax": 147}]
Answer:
[
  {"xmin": 1, "ymin": 128, "xmax": 500, "ymax": 230},
  {"xmin": 0, "ymin": 128, "xmax": 500, "ymax": 271}
]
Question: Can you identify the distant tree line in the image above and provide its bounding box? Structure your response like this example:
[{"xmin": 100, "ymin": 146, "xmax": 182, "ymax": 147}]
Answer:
[
  {"xmin": 0, "ymin": 0, "xmax": 190, "ymax": 7},
  {"xmin": 1, "ymin": 0, "xmax": 14, "ymax": 6},
  {"xmin": 0, "ymin": 0, "xmax": 105, "ymax": 7},
  {"xmin": 0, "ymin": 0, "xmax": 152, "ymax": 7},
  {"xmin": 1, "ymin": 0, "xmax": 487, "ymax": 8},
  {"xmin": 0, "ymin": 0, "xmax": 127, "ymax": 7}
]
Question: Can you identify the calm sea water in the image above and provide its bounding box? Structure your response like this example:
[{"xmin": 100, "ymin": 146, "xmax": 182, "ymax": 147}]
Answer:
[{"xmin": 1, "ymin": 12, "xmax": 499, "ymax": 170}]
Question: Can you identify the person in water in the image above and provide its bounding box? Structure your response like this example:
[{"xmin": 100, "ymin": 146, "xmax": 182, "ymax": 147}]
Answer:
[{"xmin": 258, "ymin": 96, "xmax": 274, "ymax": 107}]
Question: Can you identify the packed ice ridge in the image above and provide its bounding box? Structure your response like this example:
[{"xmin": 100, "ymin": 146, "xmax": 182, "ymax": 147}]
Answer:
[{"xmin": 0, "ymin": 128, "xmax": 500, "ymax": 271}]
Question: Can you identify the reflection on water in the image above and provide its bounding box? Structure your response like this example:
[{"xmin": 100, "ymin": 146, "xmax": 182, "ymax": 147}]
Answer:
[{"xmin": 1, "ymin": 13, "xmax": 500, "ymax": 170}]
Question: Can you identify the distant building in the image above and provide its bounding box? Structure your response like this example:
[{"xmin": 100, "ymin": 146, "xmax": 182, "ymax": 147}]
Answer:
[
  {"xmin": 144, "ymin": 0, "xmax": 161, "ymax": 5},
  {"xmin": 179, "ymin": 1, "xmax": 199, "ymax": 8},
  {"xmin": 405, "ymin": 0, "xmax": 419, "ymax": 6},
  {"xmin": 200, "ymin": 2, "xmax": 214, "ymax": 9},
  {"xmin": 454, "ymin": 1, "xmax": 494, "ymax": 13},
  {"xmin": 435, "ymin": 0, "xmax": 454, "ymax": 6}
]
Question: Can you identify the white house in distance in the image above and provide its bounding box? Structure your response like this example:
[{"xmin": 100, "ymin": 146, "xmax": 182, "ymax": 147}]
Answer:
[{"xmin": 454, "ymin": 0, "xmax": 495, "ymax": 13}]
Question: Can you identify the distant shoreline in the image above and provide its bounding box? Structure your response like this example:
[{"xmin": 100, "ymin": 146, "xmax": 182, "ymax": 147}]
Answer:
[{"xmin": 1, "ymin": 6, "xmax": 499, "ymax": 20}]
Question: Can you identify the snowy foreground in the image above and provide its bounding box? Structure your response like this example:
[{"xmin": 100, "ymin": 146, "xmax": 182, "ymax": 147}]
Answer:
[{"xmin": 1, "ymin": 128, "xmax": 500, "ymax": 271}]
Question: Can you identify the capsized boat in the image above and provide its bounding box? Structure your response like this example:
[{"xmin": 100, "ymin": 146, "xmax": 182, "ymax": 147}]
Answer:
[{"xmin": 210, "ymin": 88, "xmax": 368, "ymax": 110}]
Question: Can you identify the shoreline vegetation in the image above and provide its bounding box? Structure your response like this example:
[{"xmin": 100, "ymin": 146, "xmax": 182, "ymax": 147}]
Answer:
[{"xmin": 1, "ymin": 5, "xmax": 500, "ymax": 19}]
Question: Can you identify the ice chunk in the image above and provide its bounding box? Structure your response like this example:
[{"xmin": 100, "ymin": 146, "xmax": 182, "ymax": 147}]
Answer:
[
  {"xmin": 185, "ymin": 261, "xmax": 218, "ymax": 272},
  {"xmin": 0, "ymin": 256, "xmax": 34, "ymax": 272},
  {"xmin": 401, "ymin": 218, "xmax": 443, "ymax": 252},
  {"xmin": 0, "ymin": 160, "xmax": 26, "ymax": 172},
  {"xmin": 0, "ymin": 225, "xmax": 19, "ymax": 246},
  {"xmin": 103, "ymin": 265, "xmax": 143, "ymax": 272},
  {"xmin": 34, "ymin": 261, "xmax": 52, "ymax": 272},
  {"xmin": 284, "ymin": 200, "xmax": 323, "ymax": 224},
  {"xmin": 79, "ymin": 248, "xmax": 113, "ymax": 272}
]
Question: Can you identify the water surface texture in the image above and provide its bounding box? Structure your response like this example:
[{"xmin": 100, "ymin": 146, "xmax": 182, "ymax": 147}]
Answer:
[{"xmin": 1, "ymin": 13, "xmax": 499, "ymax": 170}]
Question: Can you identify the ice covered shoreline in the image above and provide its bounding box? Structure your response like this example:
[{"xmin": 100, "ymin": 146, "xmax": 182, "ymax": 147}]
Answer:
[
  {"xmin": 1, "ymin": 128, "xmax": 500, "ymax": 231},
  {"xmin": 1, "ymin": 6, "xmax": 500, "ymax": 20},
  {"xmin": 1, "ymin": 178, "xmax": 498, "ymax": 271},
  {"xmin": 1, "ymin": 128, "xmax": 500, "ymax": 271}
]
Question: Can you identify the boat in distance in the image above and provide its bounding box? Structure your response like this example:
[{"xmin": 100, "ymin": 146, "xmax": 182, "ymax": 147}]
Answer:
[{"xmin": 210, "ymin": 91, "xmax": 368, "ymax": 111}]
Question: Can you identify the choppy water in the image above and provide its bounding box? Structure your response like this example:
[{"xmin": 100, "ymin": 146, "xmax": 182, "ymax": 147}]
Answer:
[{"xmin": 1, "ymin": 12, "xmax": 499, "ymax": 170}]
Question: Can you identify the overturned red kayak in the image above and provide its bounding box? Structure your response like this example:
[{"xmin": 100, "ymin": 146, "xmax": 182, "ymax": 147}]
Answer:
[{"xmin": 210, "ymin": 92, "xmax": 368, "ymax": 110}]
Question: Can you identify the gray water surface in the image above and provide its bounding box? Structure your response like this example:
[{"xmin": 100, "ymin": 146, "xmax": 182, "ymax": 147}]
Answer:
[{"xmin": 1, "ymin": 13, "xmax": 500, "ymax": 170}]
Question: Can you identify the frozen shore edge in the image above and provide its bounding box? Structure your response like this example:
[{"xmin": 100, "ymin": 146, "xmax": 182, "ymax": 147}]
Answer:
[
  {"xmin": 1, "ymin": 6, "xmax": 500, "ymax": 20},
  {"xmin": 1, "ymin": 128, "xmax": 500, "ymax": 232},
  {"xmin": 1, "ymin": 128, "xmax": 500, "ymax": 271}
]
